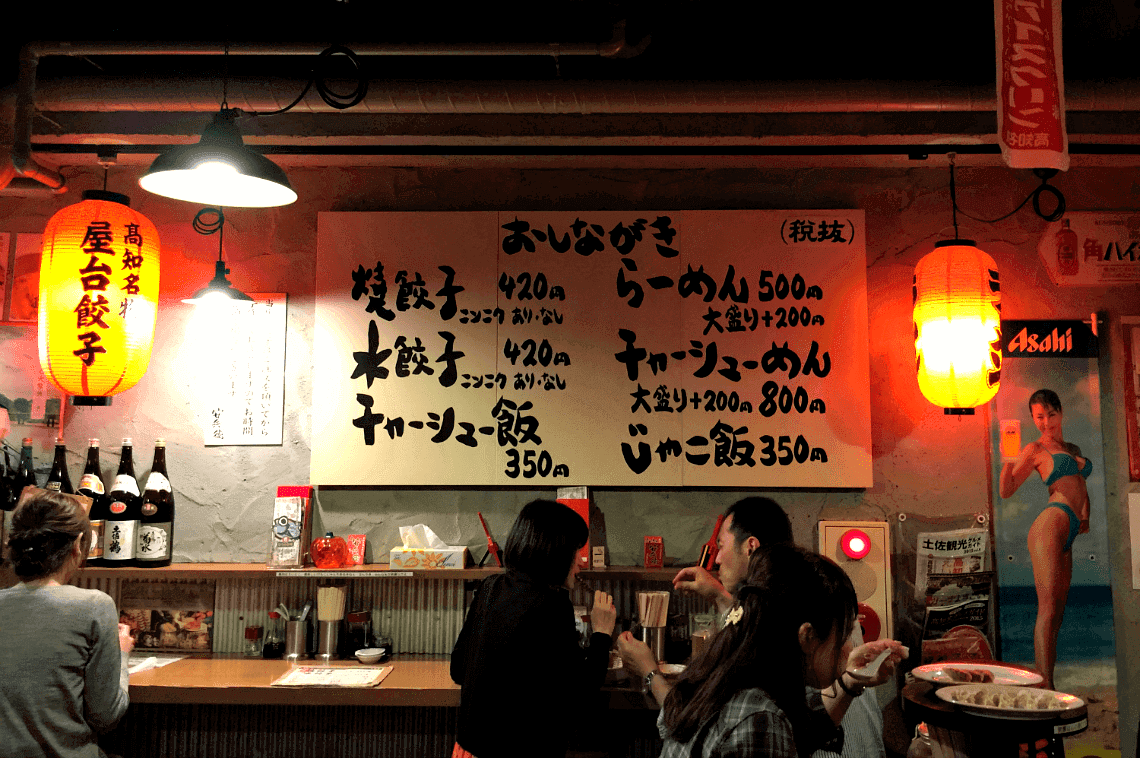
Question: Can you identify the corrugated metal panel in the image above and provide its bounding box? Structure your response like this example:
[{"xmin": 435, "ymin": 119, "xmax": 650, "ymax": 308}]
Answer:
[
  {"xmin": 569, "ymin": 578, "xmax": 710, "ymax": 626},
  {"xmin": 74, "ymin": 574, "xmax": 121, "ymax": 605},
  {"xmin": 113, "ymin": 703, "xmax": 459, "ymax": 758},
  {"xmin": 75, "ymin": 572, "xmax": 710, "ymax": 655},
  {"xmin": 359, "ymin": 577, "xmax": 465, "ymax": 655},
  {"xmin": 213, "ymin": 576, "xmax": 466, "ymax": 655}
]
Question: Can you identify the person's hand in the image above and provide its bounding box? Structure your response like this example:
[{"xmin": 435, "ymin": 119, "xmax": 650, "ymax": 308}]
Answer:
[
  {"xmin": 616, "ymin": 631, "xmax": 657, "ymax": 678},
  {"xmin": 672, "ymin": 566, "xmax": 726, "ymax": 602},
  {"xmin": 590, "ymin": 590, "xmax": 617, "ymax": 636},
  {"xmin": 845, "ymin": 639, "xmax": 906, "ymax": 688},
  {"xmin": 118, "ymin": 623, "xmax": 136, "ymax": 654}
]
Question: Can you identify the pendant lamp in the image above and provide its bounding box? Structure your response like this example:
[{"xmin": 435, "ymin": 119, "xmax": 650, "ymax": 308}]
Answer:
[
  {"xmin": 139, "ymin": 108, "xmax": 297, "ymax": 208},
  {"xmin": 38, "ymin": 190, "xmax": 160, "ymax": 406},
  {"xmin": 182, "ymin": 207, "xmax": 252, "ymax": 304}
]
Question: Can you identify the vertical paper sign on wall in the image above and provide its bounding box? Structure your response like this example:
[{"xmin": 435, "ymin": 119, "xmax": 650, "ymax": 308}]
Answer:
[
  {"xmin": 201, "ymin": 293, "xmax": 287, "ymax": 446},
  {"xmin": 312, "ymin": 211, "xmax": 872, "ymax": 487},
  {"xmin": 995, "ymin": 0, "xmax": 1069, "ymax": 171}
]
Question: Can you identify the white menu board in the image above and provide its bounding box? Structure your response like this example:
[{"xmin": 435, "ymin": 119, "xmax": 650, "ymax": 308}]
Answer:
[
  {"xmin": 202, "ymin": 293, "xmax": 287, "ymax": 446},
  {"xmin": 312, "ymin": 212, "xmax": 872, "ymax": 486}
]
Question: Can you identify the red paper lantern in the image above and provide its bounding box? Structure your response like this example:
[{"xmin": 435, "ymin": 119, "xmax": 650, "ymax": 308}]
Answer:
[
  {"xmin": 913, "ymin": 240, "xmax": 1001, "ymax": 409},
  {"xmin": 38, "ymin": 190, "xmax": 160, "ymax": 402}
]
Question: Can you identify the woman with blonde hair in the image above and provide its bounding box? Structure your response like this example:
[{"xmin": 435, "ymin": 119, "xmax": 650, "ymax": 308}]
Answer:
[
  {"xmin": 1000, "ymin": 388, "xmax": 1092, "ymax": 689},
  {"xmin": 1, "ymin": 489, "xmax": 134, "ymax": 758}
]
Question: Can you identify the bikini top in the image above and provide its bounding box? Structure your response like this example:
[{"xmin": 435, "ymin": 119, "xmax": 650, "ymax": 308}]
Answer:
[{"xmin": 1044, "ymin": 451, "xmax": 1093, "ymax": 487}]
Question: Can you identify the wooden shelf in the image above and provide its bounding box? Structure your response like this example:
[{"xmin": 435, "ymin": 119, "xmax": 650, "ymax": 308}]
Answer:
[{"xmin": 78, "ymin": 563, "xmax": 684, "ymax": 582}]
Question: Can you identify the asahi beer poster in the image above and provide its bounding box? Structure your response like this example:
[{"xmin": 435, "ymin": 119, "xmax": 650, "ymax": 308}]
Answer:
[
  {"xmin": 312, "ymin": 211, "xmax": 872, "ymax": 487},
  {"xmin": 1037, "ymin": 213, "xmax": 1140, "ymax": 286}
]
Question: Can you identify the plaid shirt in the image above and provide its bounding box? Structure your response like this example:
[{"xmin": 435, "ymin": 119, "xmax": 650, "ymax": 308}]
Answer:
[{"xmin": 658, "ymin": 687, "xmax": 843, "ymax": 758}]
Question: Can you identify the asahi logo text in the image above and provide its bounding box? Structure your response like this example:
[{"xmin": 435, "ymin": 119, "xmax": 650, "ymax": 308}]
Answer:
[{"xmin": 1006, "ymin": 326, "xmax": 1073, "ymax": 354}]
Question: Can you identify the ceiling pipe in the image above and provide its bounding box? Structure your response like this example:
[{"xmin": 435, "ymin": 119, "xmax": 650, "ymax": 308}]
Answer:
[
  {"xmin": 10, "ymin": 44, "xmax": 66, "ymax": 193},
  {"xmin": 3, "ymin": 25, "xmax": 644, "ymax": 192},
  {"xmin": 21, "ymin": 73, "xmax": 1140, "ymax": 118},
  {"xmin": 24, "ymin": 77, "xmax": 1005, "ymax": 115}
]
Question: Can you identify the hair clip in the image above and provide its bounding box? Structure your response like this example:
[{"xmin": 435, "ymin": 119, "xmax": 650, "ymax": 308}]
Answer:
[{"xmin": 725, "ymin": 605, "xmax": 744, "ymax": 626}]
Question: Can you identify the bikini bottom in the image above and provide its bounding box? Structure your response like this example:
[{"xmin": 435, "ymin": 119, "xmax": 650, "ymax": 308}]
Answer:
[{"xmin": 1045, "ymin": 502, "xmax": 1080, "ymax": 553}]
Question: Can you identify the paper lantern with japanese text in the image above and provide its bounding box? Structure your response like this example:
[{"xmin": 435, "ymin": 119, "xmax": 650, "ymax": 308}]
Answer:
[
  {"xmin": 913, "ymin": 240, "xmax": 1001, "ymax": 409},
  {"xmin": 38, "ymin": 190, "xmax": 160, "ymax": 401}
]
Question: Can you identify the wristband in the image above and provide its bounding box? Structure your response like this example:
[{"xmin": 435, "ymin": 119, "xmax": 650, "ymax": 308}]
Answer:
[
  {"xmin": 837, "ymin": 673, "xmax": 865, "ymax": 698},
  {"xmin": 644, "ymin": 669, "xmax": 659, "ymax": 688}
]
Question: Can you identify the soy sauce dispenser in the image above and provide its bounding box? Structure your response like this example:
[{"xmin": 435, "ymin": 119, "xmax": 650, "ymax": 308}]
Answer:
[{"xmin": 346, "ymin": 611, "xmax": 371, "ymax": 655}]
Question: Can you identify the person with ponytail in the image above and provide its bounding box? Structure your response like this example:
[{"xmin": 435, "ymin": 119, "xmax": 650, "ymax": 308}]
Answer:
[
  {"xmin": 657, "ymin": 545, "xmax": 858, "ymax": 758},
  {"xmin": 1, "ymin": 489, "xmax": 134, "ymax": 758}
]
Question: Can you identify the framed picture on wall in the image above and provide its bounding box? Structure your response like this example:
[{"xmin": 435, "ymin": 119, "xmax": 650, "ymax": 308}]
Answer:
[
  {"xmin": 1124, "ymin": 318, "xmax": 1140, "ymax": 482},
  {"xmin": 6, "ymin": 233, "xmax": 41, "ymax": 324}
]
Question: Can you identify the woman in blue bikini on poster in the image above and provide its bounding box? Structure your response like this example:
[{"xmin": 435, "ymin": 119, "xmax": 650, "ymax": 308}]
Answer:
[{"xmin": 999, "ymin": 388, "xmax": 1092, "ymax": 690}]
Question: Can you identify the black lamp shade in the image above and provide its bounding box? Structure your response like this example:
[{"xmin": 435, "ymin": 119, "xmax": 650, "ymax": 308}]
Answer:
[
  {"xmin": 140, "ymin": 110, "xmax": 297, "ymax": 208},
  {"xmin": 182, "ymin": 259, "xmax": 254, "ymax": 304}
]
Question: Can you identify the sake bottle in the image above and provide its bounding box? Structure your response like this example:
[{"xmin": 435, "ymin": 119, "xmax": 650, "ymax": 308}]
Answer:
[
  {"xmin": 103, "ymin": 438, "xmax": 140, "ymax": 567},
  {"xmin": 0, "ymin": 447, "xmax": 14, "ymax": 558},
  {"xmin": 0, "ymin": 446, "xmax": 15, "ymax": 512},
  {"xmin": 45, "ymin": 438, "xmax": 74, "ymax": 494},
  {"xmin": 77, "ymin": 439, "xmax": 109, "ymax": 566},
  {"xmin": 15, "ymin": 438, "xmax": 38, "ymax": 500},
  {"xmin": 135, "ymin": 439, "xmax": 174, "ymax": 568}
]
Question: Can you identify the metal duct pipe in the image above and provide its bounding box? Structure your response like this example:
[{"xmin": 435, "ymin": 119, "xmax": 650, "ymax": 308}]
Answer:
[
  {"xmin": 24, "ymin": 77, "xmax": 1003, "ymax": 115},
  {"xmin": 4, "ymin": 25, "xmax": 641, "ymax": 192},
  {"xmin": 9, "ymin": 44, "xmax": 65, "ymax": 193},
  {"xmin": 24, "ymin": 77, "xmax": 1140, "ymax": 116}
]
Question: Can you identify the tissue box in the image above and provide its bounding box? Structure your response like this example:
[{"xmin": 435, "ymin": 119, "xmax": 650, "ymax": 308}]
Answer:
[{"xmin": 389, "ymin": 546, "xmax": 470, "ymax": 569}]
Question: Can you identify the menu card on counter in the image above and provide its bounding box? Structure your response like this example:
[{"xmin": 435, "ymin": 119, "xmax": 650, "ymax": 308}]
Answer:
[{"xmin": 271, "ymin": 665, "xmax": 393, "ymax": 688}]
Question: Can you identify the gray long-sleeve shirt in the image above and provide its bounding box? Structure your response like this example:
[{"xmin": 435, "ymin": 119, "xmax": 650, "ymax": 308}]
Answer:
[{"xmin": 0, "ymin": 583, "xmax": 129, "ymax": 758}]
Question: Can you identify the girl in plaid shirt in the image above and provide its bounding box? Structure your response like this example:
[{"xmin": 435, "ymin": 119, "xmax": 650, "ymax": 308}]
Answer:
[{"xmin": 659, "ymin": 545, "xmax": 857, "ymax": 758}]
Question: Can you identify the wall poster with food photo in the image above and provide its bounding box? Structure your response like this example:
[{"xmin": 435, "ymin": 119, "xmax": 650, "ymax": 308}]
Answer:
[
  {"xmin": 993, "ymin": 318, "xmax": 1115, "ymax": 690},
  {"xmin": 118, "ymin": 581, "xmax": 215, "ymax": 653}
]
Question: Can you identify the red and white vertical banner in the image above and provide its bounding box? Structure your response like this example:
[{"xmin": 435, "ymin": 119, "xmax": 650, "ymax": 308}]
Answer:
[{"xmin": 995, "ymin": 0, "xmax": 1069, "ymax": 170}]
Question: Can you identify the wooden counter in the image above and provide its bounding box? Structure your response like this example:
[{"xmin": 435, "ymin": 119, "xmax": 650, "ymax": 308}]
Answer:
[
  {"xmin": 129, "ymin": 654, "xmax": 460, "ymax": 707},
  {"xmin": 128, "ymin": 653, "xmax": 656, "ymax": 710}
]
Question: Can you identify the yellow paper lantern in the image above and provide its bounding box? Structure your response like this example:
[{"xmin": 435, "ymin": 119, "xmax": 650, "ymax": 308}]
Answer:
[
  {"xmin": 913, "ymin": 240, "xmax": 1001, "ymax": 410},
  {"xmin": 38, "ymin": 190, "xmax": 160, "ymax": 402}
]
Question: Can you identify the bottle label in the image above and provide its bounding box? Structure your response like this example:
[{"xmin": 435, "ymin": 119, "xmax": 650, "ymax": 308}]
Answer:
[
  {"xmin": 112, "ymin": 475, "xmax": 140, "ymax": 496},
  {"xmin": 88, "ymin": 520, "xmax": 105, "ymax": 559},
  {"xmin": 110, "ymin": 501, "xmax": 127, "ymax": 515},
  {"xmin": 141, "ymin": 502, "xmax": 158, "ymax": 516},
  {"xmin": 104, "ymin": 520, "xmax": 137, "ymax": 560},
  {"xmin": 78, "ymin": 474, "xmax": 105, "ymax": 495},
  {"xmin": 144, "ymin": 472, "xmax": 171, "ymax": 493},
  {"xmin": 45, "ymin": 481, "xmax": 62, "ymax": 492},
  {"xmin": 136, "ymin": 523, "xmax": 171, "ymax": 561}
]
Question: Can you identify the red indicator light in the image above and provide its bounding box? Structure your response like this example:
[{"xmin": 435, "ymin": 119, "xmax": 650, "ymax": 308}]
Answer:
[{"xmin": 840, "ymin": 528, "xmax": 871, "ymax": 560}]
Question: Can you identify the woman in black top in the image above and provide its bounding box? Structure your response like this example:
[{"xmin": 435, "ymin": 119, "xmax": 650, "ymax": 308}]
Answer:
[{"xmin": 450, "ymin": 499, "xmax": 616, "ymax": 758}]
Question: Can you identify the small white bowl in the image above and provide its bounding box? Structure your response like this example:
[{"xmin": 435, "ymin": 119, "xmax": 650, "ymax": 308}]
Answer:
[{"xmin": 355, "ymin": 648, "xmax": 384, "ymax": 664}]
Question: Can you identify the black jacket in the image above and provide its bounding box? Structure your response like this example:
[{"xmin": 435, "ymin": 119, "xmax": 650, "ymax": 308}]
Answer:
[{"xmin": 450, "ymin": 571, "xmax": 612, "ymax": 758}]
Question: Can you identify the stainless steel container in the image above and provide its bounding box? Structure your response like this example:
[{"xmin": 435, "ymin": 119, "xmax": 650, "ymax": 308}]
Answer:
[
  {"xmin": 284, "ymin": 620, "xmax": 307, "ymax": 661},
  {"xmin": 641, "ymin": 625, "xmax": 667, "ymax": 664},
  {"xmin": 316, "ymin": 620, "xmax": 340, "ymax": 662}
]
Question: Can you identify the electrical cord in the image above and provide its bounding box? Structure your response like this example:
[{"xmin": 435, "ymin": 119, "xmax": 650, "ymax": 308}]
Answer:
[
  {"xmin": 192, "ymin": 207, "xmax": 225, "ymax": 237},
  {"xmin": 952, "ymin": 160, "xmax": 1066, "ymax": 225},
  {"xmin": 249, "ymin": 45, "xmax": 368, "ymax": 116}
]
